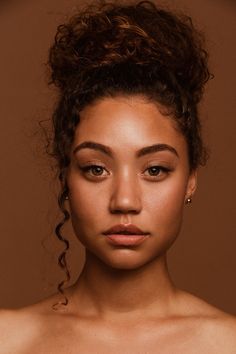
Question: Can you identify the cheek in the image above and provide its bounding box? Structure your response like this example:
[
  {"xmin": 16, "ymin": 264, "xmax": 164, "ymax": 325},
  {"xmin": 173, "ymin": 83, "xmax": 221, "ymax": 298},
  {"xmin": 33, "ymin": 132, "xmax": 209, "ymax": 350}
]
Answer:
[
  {"xmin": 144, "ymin": 173, "xmax": 188, "ymax": 237},
  {"xmin": 68, "ymin": 179, "xmax": 105, "ymax": 238}
]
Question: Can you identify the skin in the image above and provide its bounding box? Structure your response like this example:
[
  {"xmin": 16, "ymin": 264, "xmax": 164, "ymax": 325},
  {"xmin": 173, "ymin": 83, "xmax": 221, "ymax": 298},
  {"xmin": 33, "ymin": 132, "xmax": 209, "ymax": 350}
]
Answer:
[{"xmin": 0, "ymin": 95, "xmax": 235, "ymax": 354}]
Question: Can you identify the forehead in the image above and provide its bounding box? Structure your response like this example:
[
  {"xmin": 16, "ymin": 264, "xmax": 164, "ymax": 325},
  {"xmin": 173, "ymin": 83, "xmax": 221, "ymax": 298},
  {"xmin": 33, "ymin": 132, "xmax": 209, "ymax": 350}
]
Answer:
[{"xmin": 73, "ymin": 95, "xmax": 187, "ymax": 154}]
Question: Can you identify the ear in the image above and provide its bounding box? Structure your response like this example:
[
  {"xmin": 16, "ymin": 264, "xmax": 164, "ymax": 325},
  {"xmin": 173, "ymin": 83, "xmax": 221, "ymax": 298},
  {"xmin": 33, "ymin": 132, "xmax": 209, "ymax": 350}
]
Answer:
[{"xmin": 185, "ymin": 169, "xmax": 198, "ymax": 200}]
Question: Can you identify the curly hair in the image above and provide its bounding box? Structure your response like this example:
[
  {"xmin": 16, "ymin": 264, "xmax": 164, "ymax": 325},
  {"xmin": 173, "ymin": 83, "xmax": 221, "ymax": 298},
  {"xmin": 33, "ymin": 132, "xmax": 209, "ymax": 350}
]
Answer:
[{"xmin": 46, "ymin": 0, "xmax": 212, "ymax": 309}]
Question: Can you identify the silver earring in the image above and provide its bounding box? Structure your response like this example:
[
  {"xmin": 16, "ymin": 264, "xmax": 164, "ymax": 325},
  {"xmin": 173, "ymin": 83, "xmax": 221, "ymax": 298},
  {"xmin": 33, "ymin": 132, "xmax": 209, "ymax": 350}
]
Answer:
[{"xmin": 185, "ymin": 197, "xmax": 192, "ymax": 204}]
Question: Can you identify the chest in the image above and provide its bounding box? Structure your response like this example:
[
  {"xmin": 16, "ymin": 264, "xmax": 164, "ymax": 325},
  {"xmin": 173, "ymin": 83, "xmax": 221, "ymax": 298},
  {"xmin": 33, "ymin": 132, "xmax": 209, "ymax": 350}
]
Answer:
[{"xmin": 24, "ymin": 321, "xmax": 219, "ymax": 354}]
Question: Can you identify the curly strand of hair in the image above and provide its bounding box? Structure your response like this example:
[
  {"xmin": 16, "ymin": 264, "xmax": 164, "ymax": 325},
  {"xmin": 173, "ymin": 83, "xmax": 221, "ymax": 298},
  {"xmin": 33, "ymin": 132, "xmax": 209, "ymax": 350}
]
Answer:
[{"xmin": 52, "ymin": 175, "xmax": 71, "ymax": 311}]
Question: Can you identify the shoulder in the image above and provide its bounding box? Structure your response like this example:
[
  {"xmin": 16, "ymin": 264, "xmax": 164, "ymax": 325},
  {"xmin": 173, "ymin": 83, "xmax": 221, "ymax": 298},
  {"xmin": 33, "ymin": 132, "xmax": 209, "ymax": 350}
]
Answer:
[
  {"xmin": 203, "ymin": 312, "xmax": 236, "ymax": 351},
  {"xmin": 0, "ymin": 294, "xmax": 63, "ymax": 354},
  {"xmin": 0, "ymin": 308, "xmax": 40, "ymax": 354},
  {"xmin": 176, "ymin": 290, "xmax": 236, "ymax": 352}
]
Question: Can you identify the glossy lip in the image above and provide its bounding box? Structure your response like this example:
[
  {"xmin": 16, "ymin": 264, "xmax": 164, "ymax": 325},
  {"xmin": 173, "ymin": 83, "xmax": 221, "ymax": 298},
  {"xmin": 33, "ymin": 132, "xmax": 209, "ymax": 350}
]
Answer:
[{"xmin": 102, "ymin": 223, "xmax": 149, "ymax": 236}]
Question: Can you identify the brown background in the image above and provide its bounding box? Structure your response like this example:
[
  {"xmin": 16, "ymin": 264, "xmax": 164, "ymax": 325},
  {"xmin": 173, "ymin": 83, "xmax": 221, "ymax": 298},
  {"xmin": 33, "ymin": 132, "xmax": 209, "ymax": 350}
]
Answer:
[{"xmin": 0, "ymin": 0, "xmax": 235, "ymax": 314}]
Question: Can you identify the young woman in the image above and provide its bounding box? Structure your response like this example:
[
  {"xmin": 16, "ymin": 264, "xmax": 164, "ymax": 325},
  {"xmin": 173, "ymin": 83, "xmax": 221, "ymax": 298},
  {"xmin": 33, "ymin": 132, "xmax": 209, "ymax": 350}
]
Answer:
[{"xmin": 0, "ymin": 1, "xmax": 235, "ymax": 353}]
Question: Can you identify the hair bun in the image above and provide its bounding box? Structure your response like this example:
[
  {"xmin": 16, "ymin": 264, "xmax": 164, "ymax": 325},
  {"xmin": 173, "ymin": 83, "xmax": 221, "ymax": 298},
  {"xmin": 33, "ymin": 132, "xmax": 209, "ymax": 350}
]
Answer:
[{"xmin": 48, "ymin": 1, "xmax": 210, "ymax": 103}]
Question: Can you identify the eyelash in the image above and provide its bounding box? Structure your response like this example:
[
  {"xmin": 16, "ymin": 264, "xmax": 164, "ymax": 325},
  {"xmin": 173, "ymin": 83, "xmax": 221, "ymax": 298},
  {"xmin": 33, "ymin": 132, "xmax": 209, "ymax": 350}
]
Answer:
[{"xmin": 78, "ymin": 164, "xmax": 172, "ymax": 180}]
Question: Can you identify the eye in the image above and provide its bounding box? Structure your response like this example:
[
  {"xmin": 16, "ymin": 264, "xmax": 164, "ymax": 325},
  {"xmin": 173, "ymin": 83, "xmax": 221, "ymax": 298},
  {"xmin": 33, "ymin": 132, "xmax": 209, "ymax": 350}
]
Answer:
[
  {"xmin": 79, "ymin": 164, "xmax": 108, "ymax": 177},
  {"xmin": 144, "ymin": 165, "xmax": 171, "ymax": 179}
]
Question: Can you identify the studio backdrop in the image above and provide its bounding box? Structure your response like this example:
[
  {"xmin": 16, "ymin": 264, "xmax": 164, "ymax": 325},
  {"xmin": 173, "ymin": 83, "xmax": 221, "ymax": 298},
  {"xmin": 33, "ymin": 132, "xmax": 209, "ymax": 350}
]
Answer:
[{"xmin": 0, "ymin": 0, "xmax": 235, "ymax": 314}]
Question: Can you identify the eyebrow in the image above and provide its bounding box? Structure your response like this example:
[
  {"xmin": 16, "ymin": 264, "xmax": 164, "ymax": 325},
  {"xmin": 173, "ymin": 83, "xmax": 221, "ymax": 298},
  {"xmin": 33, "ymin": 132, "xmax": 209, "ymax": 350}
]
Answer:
[{"xmin": 73, "ymin": 141, "xmax": 179, "ymax": 158}]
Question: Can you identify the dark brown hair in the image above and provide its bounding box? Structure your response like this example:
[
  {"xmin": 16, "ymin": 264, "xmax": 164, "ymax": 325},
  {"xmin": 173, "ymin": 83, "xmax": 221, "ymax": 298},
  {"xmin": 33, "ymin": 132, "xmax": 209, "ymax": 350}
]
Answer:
[{"xmin": 46, "ymin": 0, "xmax": 212, "ymax": 309}]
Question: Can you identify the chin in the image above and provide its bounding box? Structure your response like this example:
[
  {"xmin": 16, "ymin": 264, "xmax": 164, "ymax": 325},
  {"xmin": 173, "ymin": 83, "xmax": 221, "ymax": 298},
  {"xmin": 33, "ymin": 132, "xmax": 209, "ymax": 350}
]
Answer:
[{"xmin": 95, "ymin": 249, "xmax": 159, "ymax": 271}]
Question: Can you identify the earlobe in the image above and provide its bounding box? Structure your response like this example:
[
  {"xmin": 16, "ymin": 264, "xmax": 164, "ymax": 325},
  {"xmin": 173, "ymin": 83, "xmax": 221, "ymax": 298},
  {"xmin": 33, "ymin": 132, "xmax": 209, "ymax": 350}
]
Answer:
[{"xmin": 185, "ymin": 169, "xmax": 198, "ymax": 202}]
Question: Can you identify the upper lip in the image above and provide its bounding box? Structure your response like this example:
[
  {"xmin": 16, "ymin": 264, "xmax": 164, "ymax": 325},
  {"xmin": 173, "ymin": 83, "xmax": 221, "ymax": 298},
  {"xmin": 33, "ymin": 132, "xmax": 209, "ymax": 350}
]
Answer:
[{"xmin": 103, "ymin": 224, "xmax": 149, "ymax": 235}]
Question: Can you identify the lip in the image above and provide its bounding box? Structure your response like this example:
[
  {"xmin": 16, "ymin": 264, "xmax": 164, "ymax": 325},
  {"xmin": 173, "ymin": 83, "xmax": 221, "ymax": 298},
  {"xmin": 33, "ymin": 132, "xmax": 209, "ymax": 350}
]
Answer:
[
  {"xmin": 102, "ymin": 223, "xmax": 150, "ymax": 246},
  {"xmin": 105, "ymin": 234, "xmax": 149, "ymax": 246},
  {"xmin": 102, "ymin": 223, "xmax": 149, "ymax": 236}
]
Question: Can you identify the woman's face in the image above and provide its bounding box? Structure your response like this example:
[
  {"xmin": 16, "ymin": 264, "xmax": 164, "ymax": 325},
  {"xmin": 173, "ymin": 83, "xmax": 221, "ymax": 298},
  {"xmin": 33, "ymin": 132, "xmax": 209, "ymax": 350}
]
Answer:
[{"xmin": 66, "ymin": 95, "xmax": 197, "ymax": 269}]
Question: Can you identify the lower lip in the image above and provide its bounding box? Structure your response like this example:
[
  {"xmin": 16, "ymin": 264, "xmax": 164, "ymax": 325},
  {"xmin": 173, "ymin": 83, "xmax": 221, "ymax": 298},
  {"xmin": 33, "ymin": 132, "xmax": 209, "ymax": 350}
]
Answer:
[{"xmin": 104, "ymin": 234, "xmax": 149, "ymax": 246}]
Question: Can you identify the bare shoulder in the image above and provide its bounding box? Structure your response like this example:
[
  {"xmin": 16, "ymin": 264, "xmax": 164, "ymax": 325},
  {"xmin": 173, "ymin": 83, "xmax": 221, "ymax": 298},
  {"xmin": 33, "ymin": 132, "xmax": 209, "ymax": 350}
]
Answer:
[
  {"xmin": 203, "ymin": 311, "xmax": 236, "ymax": 350},
  {"xmin": 0, "ymin": 307, "xmax": 40, "ymax": 354},
  {"xmin": 177, "ymin": 289, "xmax": 236, "ymax": 352},
  {"xmin": 0, "ymin": 293, "xmax": 64, "ymax": 354}
]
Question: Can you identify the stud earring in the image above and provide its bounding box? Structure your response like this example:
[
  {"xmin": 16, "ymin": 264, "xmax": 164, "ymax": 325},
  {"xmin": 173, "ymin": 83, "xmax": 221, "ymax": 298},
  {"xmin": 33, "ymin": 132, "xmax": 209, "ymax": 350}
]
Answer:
[
  {"xmin": 185, "ymin": 197, "xmax": 192, "ymax": 204},
  {"xmin": 65, "ymin": 195, "xmax": 69, "ymax": 200}
]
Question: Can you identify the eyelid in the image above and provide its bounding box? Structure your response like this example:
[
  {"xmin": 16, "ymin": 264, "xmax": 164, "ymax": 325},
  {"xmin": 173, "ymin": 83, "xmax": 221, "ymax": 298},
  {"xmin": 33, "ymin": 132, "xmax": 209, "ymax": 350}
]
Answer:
[
  {"xmin": 142, "ymin": 165, "xmax": 172, "ymax": 177},
  {"xmin": 145, "ymin": 165, "xmax": 171, "ymax": 171},
  {"xmin": 78, "ymin": 164, "xmax": 109, "ymax": 178},
  {"xmin": 143, "ymin": 161, "xmax": 173, "ymax": 170}
]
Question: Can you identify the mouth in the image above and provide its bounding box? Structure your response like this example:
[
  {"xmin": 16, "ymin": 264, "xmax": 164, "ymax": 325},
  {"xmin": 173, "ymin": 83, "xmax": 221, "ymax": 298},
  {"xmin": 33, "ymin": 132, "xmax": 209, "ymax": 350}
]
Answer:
[
  {"xmin": 102, "ymin": 224, "xmax": 150, "ymax": 246},
  {"xmin": 103, "ymin": 223, "xmax": 149, "ymax": 235}
]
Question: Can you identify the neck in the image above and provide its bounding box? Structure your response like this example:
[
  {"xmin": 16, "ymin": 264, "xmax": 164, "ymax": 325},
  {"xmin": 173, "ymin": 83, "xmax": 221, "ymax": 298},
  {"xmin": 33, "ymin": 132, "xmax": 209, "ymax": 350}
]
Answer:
[{"xmin": 69, "ymin": 250, "xmax": 177, "ymax": 320}]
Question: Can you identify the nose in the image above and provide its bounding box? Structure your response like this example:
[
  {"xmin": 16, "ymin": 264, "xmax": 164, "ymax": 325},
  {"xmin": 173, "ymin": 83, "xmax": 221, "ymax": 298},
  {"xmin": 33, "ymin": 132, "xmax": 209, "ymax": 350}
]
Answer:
[{"xmin": 109, "ymin": 172, "xmax": 142, "ymax": 214}]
